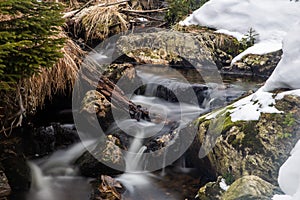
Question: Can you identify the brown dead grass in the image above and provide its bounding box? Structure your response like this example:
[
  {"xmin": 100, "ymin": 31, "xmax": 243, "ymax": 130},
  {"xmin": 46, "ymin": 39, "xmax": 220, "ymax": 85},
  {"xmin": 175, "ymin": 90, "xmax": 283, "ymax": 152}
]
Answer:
[
  {"xmin": 75, "ymin": 4, "xmax": 129, "ymax": 41},
  {"xmin": 23, "ymin": 31, "xmax": 85, "ymax": 110},
  {"xmin": 0, "ymin": 31, "xmax": 85, "ymax": 134}
]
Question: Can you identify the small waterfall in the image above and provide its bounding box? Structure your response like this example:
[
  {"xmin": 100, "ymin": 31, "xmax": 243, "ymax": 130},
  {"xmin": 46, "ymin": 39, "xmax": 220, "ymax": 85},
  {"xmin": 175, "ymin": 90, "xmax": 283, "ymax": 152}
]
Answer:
[
  {"xmin": 29, "ymin": 162, "xmax": 50, "ymax": 191},
  {"xmin": 125, "ymin": 145, "xmax": 148, "ymax": 172},
  {"xmin": 27, "ymin": 141, "xmax": 95, "ymax": 200},
  {"xmin": 160, "ymin": 147, "xmax": 168, "ymax": 176},
  {"xmin": 39, "ymin": 140, "xmax": 95, "ymax": 175}
]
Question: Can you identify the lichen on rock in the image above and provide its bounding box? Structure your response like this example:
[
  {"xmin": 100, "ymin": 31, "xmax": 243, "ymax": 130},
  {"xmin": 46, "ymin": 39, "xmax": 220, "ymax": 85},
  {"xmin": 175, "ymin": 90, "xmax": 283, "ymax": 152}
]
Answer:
[
  {"xmin": 224, "ymin": 50, "xmax": 282, "ymax": 77},
  {"xmin": 222, "ymin": 175, "xmax": 279, "ymax": 200},
  {"xmin": 193, "ymin": 93, "xmax": 300, "ymax": 192}
]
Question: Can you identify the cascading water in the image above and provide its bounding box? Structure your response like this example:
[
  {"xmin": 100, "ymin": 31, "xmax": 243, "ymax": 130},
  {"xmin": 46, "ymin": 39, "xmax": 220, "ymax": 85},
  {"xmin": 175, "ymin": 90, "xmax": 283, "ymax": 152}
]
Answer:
[
  {"xmin": 26, "ymin": 141, "xmax": 95, "ymax": 200},
  {"xmin": 115, "ymin": 76, "xmax": 205, "ymax": 199},
  {"xmin": 22, "ymin": 63, "xmax": 262, "ymax": 200}
]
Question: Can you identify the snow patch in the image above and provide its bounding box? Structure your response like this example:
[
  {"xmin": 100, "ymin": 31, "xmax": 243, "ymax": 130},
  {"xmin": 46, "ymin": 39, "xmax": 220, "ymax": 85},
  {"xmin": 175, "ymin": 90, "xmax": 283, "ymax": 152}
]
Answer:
[
  {"xmin": 219, "ymin": 178, "xmax": 230, "ymax": 191},
  {"xmin": 262, "ymin": 22, "xmax": 300, "ymax": 91},
  {"xmin": 180, "ymin": 0, "xmax": 300, "ymax": 62},
  {"xmin": 231, "ymin": 41, "xmax": 282, "ymax": 65},
  {"xmin": 275, "ymin": 90, "xmax": 300, "ymax": 100},
  {"xmin": 214, "ymin": 29, "xmax": 244, "ymax": 41},
  {"xmin": 273, "ymin": 141, "xmax": 300, "ymax": 200},
  {"xmin": 204, "ymin": 89, "xmax": 300, "ymax": 122},
  {"xmin": 229, "ymin": 91, "xmax": 281, "ymax": 122}
]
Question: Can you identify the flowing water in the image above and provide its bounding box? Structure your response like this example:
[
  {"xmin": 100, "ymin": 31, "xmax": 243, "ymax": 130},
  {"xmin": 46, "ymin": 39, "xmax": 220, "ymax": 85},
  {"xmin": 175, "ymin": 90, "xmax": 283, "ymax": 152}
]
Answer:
[
  {"xmin": 26, "ymin": 141, "xmax": 95, "ymax": 200},
  {"xmin": 21, "ymin": 65, "xmax": 264, "ymax": 200}
]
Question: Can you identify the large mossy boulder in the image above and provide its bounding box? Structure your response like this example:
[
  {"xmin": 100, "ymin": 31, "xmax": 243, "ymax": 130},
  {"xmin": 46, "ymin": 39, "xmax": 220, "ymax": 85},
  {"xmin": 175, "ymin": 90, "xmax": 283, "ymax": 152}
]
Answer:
[
  {"xmin": 194, "ymin": 94, "xmax": 300, "ymax": 185},
  {"xmin": 116, "ymin": 28, "xmax": 216, "ymax": 68},
  {"xmin": 224, "ymin": 50, "xmax": 282, "ymax": 77},
  {"xmin": 222, "ymin": 175, "xmax": 279, "ymax": 200},
  {"xmin": 175, "ymin": 25, "xmax": 241, "ymax": 69},
  {"xmin": 176, "ymin": 25, "xmax": 282, "ymax": 77}
]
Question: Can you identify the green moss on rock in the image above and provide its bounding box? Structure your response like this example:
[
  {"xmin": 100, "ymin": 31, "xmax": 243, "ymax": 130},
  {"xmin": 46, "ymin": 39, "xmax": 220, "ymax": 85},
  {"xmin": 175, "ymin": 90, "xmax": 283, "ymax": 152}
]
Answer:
[
  {"xmin": 222, "ymin": 175, "xmax": 278, "ymax": 200},
  {"xmin": 194, "ymin": 94, "xmax": 300, "ymax": 187}
]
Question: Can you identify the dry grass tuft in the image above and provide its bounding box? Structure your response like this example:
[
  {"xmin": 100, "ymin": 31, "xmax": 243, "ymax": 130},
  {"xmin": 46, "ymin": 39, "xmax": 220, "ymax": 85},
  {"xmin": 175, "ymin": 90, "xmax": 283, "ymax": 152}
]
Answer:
[
  {"xmin": 0, "ymin": 31, "xmax": 85, "ymax": 135},
  {"xmin": 23, "ymin": 31, "xmax": 85, "ymax": 111},
  {"xmin": 74, "ymin": 4, "xmax": 129, "ymax": 41}
]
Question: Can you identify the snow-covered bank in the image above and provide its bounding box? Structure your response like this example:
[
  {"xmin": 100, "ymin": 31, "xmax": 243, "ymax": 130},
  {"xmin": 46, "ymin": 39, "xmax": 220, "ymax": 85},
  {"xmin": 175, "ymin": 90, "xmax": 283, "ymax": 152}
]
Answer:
[
  {"xmin": 272, "ymin": 140, "xmax": 300, "ymax": 200},
  {"xmin": 262, "ymin": 22, "xmax": 300, "ymax": 92},
  {"xmin": 180, "ymin": 0, "xmax": 300, "ymax": 62},
  {"xmin": 180, "ymin": 1, "xmax": 300, "ymax": 199},
  {"xmin": 181, "ymin": 1, "xmax": 300, "ymax": 199}
]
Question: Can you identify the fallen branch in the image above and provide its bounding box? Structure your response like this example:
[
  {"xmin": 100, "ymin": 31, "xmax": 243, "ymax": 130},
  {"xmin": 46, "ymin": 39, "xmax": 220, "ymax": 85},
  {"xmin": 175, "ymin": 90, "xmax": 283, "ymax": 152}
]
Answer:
[
  {"xmin": 121, "ymin": 8, "xmax": 168, "ymax": 14},
  {"xmin": 64, "ymin": 0, "xmax": 130, "ymax": 19},
  {"xmin": 71, "ymin": 0, "xmax": 95, "ymax": 18},
  {"xmin": 125, "ymin": 13, "xmax": 165, "ymax": 22},
  {"xmin": 97, "ymin": 0, "xmax": 130, "ymax": 8}
]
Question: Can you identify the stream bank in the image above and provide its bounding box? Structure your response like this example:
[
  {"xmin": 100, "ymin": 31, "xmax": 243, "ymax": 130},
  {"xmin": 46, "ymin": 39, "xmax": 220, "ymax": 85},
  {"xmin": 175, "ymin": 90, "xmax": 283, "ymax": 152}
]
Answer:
[{"xmin": 0, "ymin": 2, "xmax": 287, "ymax": 199}]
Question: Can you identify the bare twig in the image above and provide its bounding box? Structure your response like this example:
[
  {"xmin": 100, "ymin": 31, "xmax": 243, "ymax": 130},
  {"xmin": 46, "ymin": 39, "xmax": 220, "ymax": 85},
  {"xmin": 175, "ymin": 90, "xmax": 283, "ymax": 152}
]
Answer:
[
  {"xmin": 97, "ymin": 0, "xmax": 130, "ymax": 8},
  {"xmin": 125, "ymin": 13, "xmax": 165, "ymax": 22},
  {"xmin": 72, "ymin": 0, "xmax": 96, "ymax": 17},
  {"xmin": 64, "ymin": 0, "xmax": 130, "ymax": 18},
  {"xmin": 121, "ymin": 8, "xmax": 168, "ymax": 13}
]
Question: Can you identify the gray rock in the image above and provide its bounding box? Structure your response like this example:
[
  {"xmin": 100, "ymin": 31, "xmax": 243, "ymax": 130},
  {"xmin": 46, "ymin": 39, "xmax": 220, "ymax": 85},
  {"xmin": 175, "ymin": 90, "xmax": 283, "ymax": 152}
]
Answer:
[
  {"xmin": 116, "ymin": 28, "xmax": 217, "ymax": 72},
  {"xmin": 75, "ymin": 135, "xmax": 125, "ymax": 177},
  {"xmin": 194, "ymin": 94, "xmax": 300, "ymax": 185},
  {"xmin": 222, "ymin": 175, "xmax": 278, "ymax": 200},
  {"xmin": 197, "ymin": 176, "xmax": 224, "ymax": 200},
  {"xmin": 225, "ymin": 50, "xmax": 283, "ymax": 77}
]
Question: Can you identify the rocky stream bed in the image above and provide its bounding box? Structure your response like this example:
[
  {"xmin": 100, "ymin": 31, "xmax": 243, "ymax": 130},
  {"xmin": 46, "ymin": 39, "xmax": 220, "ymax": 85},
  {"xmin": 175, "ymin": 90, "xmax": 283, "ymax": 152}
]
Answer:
[{"xmin": 1, "ymin": 22, "xmax": 297, "ymax": 200}]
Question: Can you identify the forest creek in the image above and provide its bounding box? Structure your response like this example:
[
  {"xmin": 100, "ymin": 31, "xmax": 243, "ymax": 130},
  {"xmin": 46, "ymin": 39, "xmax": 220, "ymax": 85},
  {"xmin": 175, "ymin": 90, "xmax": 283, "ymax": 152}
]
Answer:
[{"xmin": 1, "ymin": 1, "xmax": 300, "ymax": 200}]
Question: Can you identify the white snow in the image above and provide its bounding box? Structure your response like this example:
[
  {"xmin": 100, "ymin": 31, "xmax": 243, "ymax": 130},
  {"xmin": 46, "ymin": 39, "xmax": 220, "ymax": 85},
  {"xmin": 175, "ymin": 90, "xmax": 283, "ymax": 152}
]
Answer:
[
  {"xmin": 231, "ymin": 41, "xmax": 283, "ymax": 65},
  {"xmin": 214, "ymin": 29, "xmax": 244, "ymax": 41},
  {"xmin": 219, "ymin": 178, "xmax": 230, "ymax": 191},
  {"xmin": 262, "ymin": 22, "xmax": 300, "ymax": 92},
  {"xmin": 136, "ymin": 18, "xmax": 148, "ymax": 22},
  {"xmin": 180, "ymin": 1, "xmax": 300, "ymax": 199},
  {"xmin": 272, "ymin": 141, "xmax": 300, "ymax": 200},
  {"xmin": 275, "ymin": 90, "xmax": 300, "ymax": 100},
  {"xmin": 180, "ymin": 0, "xmax": 300, "ymax": 62},
  {"xmin": 229, "ymin": 91, "xmax": 281, "ymax": 122}
]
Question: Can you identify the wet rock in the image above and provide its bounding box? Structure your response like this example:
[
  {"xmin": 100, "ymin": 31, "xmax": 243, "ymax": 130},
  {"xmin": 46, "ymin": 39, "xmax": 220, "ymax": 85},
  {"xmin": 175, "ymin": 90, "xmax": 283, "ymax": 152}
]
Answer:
[
  {"xmin": 224, "ymin": 50, "xmax": 283, "ymax": 77},
  {"xmin": 0, "ymin": 138, "xmax": 31, "ymax": 192},
  {"xmin": 197, "ymin": 176, "xmax": 224, "ymax": 200},
  {"xmin": 1, "ymin": 156, "xmax": 31, "ymax": 192},
  {"xmin": 222, "ymin": 175, "xmax": 279, "ymax": 200},
  {"xmin": 174, "ymin": 25, "xmax": 240, "ymax": 68},
  {"xmin": 155, "ymin": 81, "xmax": 209, "ymax": 106},
  {"xmin": 32, "ymin": 125, "xmax": 55, "ymax": 154},
  {"xmin": 0, "ymin": 169, "xmax": 11, "ymax": 198},
  {"xmin": 81, "ymin": 90, "xmax": 111, "ymax": 119},
  {"xmin": 27, "ymin": 123, "xmax": 79, "ymax": 157},
  {"xmin": 52, "ymin": 123, "xmax": 79, "ymax": 148},
  {"xmin": 194, "ymin": 32, "xmax": 240, "ymax": 70},
  {"xmin": 76, "ymin": 135, "xmax": 124, "ymax": 177},
  {"xmin": 91, "ymin": 175, "xmax": 123, "ymax": 200},
  {"xmin": 80, "ymin": 89, "xmax": 113, "ymax": 131},
  {"xmin": 176, "ymin": 25, "xmax": 281, "ymax": 77},
  {"xmin": 103, "ymin": 63, "xmax": 139, "ymax": 84},
  {"xmin": 194, "ymin": 94, "xmax": 300, "ymax": 185},
  {"xmin": 116, "ymin": 28, "xmax": 216, "ymax": 68}
]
